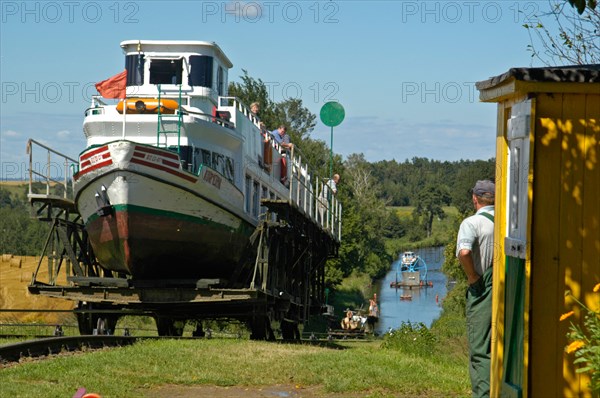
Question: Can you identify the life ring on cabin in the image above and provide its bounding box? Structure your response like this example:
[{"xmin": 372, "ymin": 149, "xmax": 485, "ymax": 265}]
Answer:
[{"xmin": 116, "ymin": 98, "xmax": 179, "ymax": 114}]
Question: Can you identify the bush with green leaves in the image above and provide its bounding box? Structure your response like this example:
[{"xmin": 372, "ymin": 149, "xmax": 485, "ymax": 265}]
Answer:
[
  {"xmin": 381, "ymin": 321, "xmax": 437, "ymax": 356},
  {"xmin": 561, "ymin": 284, "xmax": 600, "ymax": 392}
]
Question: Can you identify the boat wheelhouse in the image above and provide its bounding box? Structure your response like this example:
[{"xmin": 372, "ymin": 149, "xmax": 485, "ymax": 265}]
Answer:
[{"xmin": 400, "ymin": 251, "xmax": 417, "ymax": 271}]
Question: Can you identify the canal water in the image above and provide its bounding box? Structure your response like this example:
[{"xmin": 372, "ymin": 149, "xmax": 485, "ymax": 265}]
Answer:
[{"xmin": 376, "ymin": 246, "xmax": 448, "ymax": 334}]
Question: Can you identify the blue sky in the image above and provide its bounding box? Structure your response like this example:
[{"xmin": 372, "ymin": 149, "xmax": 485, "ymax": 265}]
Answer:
[{"xmin": 1, "ymin": 0, "xmax": 551, "ymax": 179}]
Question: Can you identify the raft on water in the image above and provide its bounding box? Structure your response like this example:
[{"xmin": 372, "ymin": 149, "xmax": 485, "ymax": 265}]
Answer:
[{"xmin": 390, "ymin": 271, "xmax": 433, "ymax": 289}]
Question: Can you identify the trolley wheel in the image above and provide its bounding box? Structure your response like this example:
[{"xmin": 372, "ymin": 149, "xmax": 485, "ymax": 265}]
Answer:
[
  {"xmin": 249, "ymin": 316, "xmax": 275, "ymax": 341},
  {"xmin": 192, "ymin": 322, "xmax": 205, "ymax": 337},
  {"xmin": 76, "ymin": 302, "xmax": 95, "ymax": 335},
  {"xmin": 76, "ymin": 302, "xmax": 119, "ymax": 335},
  {"xmin": 155, "ymin": 317, "xmax": 184, "ymax": 337},
  {"xmin": 96, "ymin": 318, "xmax": 106, "ymax": 335},
  {"xmin": 280, "ymin": 319, "xmax": 300, "ymax": 340}
]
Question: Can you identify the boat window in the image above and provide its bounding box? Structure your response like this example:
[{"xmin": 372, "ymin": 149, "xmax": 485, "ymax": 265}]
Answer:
[
  {"xmin": 150, "ymin": 59, "xmax": 182, "ymax": 85},
  {"xmin": 253, "ymin": 181, "xmax": 260, "ymax": 217},
  {"xmin": 260, "ymin": 186, "xmax": 268, "ymax": 216},
  {"xmin": 225, "ymin": 158, "xmax": 234, "ymax": 182},
  {"xmin": 194, "ymin": 147, "xmax": 235, "ymax": 183},
  {"xmin": 125, "ymin": 54, "xmax": 145, "ymax": 86},
  {"xmin": 178, "ymin": 146, "xmax": 192, "ymax": 172},
  {"xmin": 200, "ymin": 149, "xmax": 211, "ymax": 167},
  {"xmin": 189, "ymin": 55, "xmax": 213, "ymax": 88},
  {"xmin": 217, "ymin": 66, "xmax": 224, "ymax": 96},
  {"xmin": 212, "ymin": 152, "xmax": 225, "ymax": 175},
  {"xmin": 193, "ymin": 148, "xmax": 202, "ymax": 174},
  {"xmin": 245, "ymin": 175, "xmax": 252, "ymax": 213}
]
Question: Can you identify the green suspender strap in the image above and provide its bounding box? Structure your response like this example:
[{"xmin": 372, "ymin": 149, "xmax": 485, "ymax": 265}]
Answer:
[{"xmin": 479, "ymin": 212, "xmax": 494, "ymax": 223}]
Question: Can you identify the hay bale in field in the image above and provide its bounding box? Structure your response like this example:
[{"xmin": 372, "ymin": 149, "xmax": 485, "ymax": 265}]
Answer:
[
  {"xmin": 9, "ymin": 257, "xmax": 22, "ymax": 268},
  {"xmin": 2, "ymin": 254, "xmax": 13, "ymax": 262}
]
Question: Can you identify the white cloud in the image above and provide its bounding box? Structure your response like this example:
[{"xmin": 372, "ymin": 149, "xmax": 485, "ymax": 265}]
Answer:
[
  {"xmin": 1, "ymin": 130, "xmax": 21, "ymax": 138},
  {"xmin": 56, "ymin": 130, "xmax": 71, "ymax": 139}
]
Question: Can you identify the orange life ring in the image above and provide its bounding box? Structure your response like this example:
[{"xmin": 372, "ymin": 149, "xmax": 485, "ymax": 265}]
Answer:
[{"xmin": 116, "ymin": 98, "xmax": 179, "ymax": 114}]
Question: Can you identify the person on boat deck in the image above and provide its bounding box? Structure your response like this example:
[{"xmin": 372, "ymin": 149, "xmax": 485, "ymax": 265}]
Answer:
[
  {"xmin": 325, "ymin": 174, "xmax": 339, "ymax": 197},
  {"xmin": 318, "ymin": 174, "xmax": 340, "ymax": 223},
  {"xmin": 456, "ymin": 179, "xmax": 495, "ymax": 398},
  {"xmin": 250, "ymin": 102, "xmax": 268, "ymax": 133},
  {"xmin": 270, "ymin": 125, "xmax": 293, "ymax": 185},
  {"xmin": 271, "ymin": 125, "xmax": 293, "ymax": 150}
]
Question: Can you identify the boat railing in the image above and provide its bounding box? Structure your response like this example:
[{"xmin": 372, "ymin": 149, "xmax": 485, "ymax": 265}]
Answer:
[
  {"xmin": 318, "ymin": 178, "xmax": 342, "ymax": 240},
  {"xmin": 218, "ymin": 96, "xmax": 261, "ymax": 129},
  {"xmin": 86, "ymin": 90, "xmax": 196, "ymax": 118},
  {"xmin": 25, "ymin": 139, "xmax": 78, "ymax": 203},
  {"xmin": 85, "ymin": 96, "xmax": 110, "ymax": 116},
  {"xmin": 218, "ymin": 95, "xmax": 342, "ymax": 241},
  {"xmin": 288, "ymin": 147, "xmax": 342, "ymax": 241}
]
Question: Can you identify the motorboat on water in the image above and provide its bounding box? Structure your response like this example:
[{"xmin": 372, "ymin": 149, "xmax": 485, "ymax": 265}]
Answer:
[
  {"xmin": 390, "ymin": 251, "xmax": 429, "ymax": 288},
  {"xmin": 400, "ymin": 251, "xmax": 418, "ymax": 271}
]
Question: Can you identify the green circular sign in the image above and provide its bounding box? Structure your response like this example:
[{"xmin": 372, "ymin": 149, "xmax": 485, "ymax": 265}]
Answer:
[{"xmin": 320, "ymin": 102, "xmax": 345, "ymax": 127}]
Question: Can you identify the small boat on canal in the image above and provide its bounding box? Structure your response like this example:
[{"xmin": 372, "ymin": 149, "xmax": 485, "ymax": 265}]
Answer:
[{"xmin": 390, "ymin": 251, "xmax": 431, "ymax": 289}]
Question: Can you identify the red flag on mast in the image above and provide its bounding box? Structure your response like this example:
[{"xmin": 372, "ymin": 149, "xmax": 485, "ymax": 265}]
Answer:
[{"xmin": 95, "ymin": 70, "xmax": 127, "ymax": 99}]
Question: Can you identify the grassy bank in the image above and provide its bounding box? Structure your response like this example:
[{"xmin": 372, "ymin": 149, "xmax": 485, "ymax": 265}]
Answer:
[{"xmin": 0, "ymin": 338, "xmax": 469, "ymax": 397}]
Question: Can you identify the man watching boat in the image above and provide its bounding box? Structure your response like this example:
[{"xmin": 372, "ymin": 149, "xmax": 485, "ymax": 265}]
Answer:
[
  {"xmin": 456, "ymin": 179, "xmax": 495, "ymax": 398},
  {"xmin": 270, "ymin": 125, "xmax": 293, "ymax": 185}
]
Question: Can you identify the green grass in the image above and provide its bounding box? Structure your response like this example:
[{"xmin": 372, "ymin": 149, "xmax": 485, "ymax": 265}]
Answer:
[
  {"xmin": 0, "ymin": 339, "xmax": 470, "ymax": 397},
  {"xmin": 1, "ymin": 272, "xmax": 470, "ymax": 397}
]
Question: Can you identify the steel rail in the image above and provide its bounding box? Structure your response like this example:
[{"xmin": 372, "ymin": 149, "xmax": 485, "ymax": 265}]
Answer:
[{"xmin": 0, "ymin": 335, "xmax": 138, "ymax": 363}]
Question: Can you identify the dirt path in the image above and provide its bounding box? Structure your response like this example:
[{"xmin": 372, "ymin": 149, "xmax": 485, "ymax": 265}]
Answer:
[{"xmin": 144, "ymin": 384, "xmax": 370, "ymax": 398}]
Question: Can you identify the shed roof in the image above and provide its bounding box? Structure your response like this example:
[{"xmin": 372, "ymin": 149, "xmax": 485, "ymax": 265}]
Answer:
[
  {"xmin": 477, "ymin": 65, "xmax": 600, "ymax": 90},
  {"xmin": 476, "ymin": 65, "xmax": 600, "ymax": 102}
]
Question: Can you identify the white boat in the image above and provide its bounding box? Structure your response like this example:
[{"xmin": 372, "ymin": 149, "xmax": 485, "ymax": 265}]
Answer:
[
  {"xmin": 400, "ymin": 251, "xmax": 428, "ymax": 279},
  {"xmin": 73, "ymin": 40, "xmax": 339, "ymax": 280},
  {"xmin": 400, "ymin": 251, "xmax": 417, "ymax": 271}
]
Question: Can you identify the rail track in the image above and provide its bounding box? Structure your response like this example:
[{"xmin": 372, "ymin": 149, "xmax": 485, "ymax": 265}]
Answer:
[
  {"xmin": 0, "ymin": 329, "xmax": 370, "ymax": 364},
  {"xmin": 0, "ymin": 335, "xmax": 139, "ymax": 363}
]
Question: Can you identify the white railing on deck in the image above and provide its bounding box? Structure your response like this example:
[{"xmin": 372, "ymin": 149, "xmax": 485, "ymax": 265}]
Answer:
[
  {"xmin": 288, "ymin": 147, "xmax": 342, "ymax": 241},
  {"xmin": 26, "ymin": 139, "xmax": 78, "ymax": 201},
  {"xmin": 221, "ymin": 96, "xmax": 342, "ymax": 242},
  {"xmin": 219, "ymin": 96, "xmax": 261, "ymax": 128}
]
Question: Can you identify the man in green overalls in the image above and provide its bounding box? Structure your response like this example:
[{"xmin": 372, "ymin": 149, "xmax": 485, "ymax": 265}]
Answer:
[{"xmin": 456, "ymin": 180, "xmax": 495, "ymax": 397}]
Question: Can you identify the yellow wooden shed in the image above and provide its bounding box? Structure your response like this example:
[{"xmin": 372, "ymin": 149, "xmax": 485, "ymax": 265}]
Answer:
[{"xmin": 476, "ymin": 66, "xmax": 600, "ymax": 398}]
